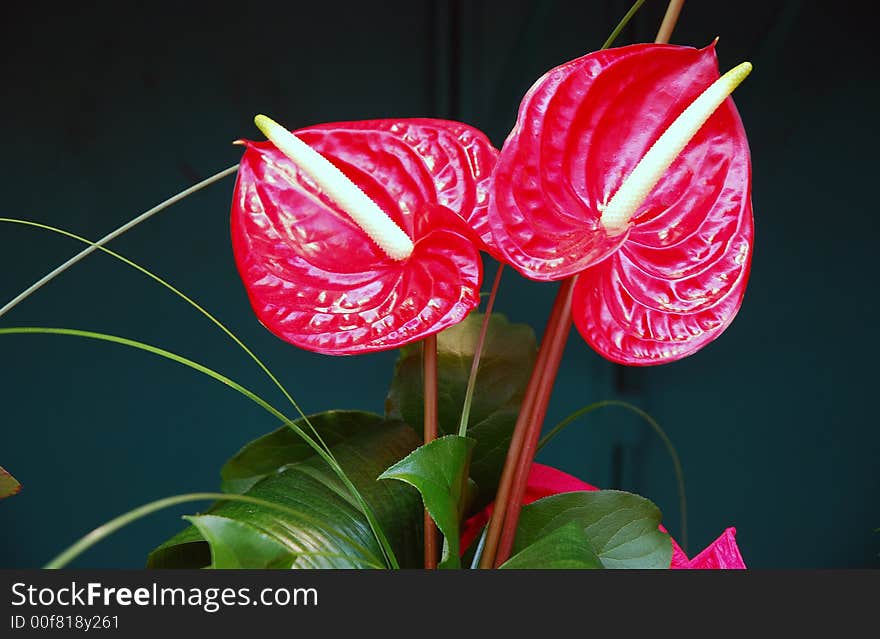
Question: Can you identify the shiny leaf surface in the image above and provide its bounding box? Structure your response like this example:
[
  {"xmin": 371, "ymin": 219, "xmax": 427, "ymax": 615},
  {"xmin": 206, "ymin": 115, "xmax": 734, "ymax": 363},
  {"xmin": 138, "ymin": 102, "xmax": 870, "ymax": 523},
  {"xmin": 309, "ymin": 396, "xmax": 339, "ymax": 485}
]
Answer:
[
  {"xmin": 463, "ymin": 463, "xmax": 745, "ymax": 569},
  {"xmin": 231, "ymin": 118, "xmax": 497, "ymax": 354},
  {"xmin": 148, "ymin": 413, "xmax": 422, "ymax": 568},
  {"xmin": 185, "ymin": 515, "xmax": 297, "ymax": 569},
  {"xmin": 460, "ymin": 463, "xmax": 598, "ymax": 551},
  {"xmin": 513, "ymin": 490, "xmax": 672, "ymax": 569},
  {"xmin": 488, "ymin": 43, "xmax": 753, "ymax": 365},
  {"xmin": 499, "ymin": 520, "xmax": 602, "ymax": 569},
  {"xmin": 385, "ymin": 313, "xmax": 537, "ymax": 510},
  {"xmin": 379, "ymin": 435, "xmax": 475, "ymax": 569},
  {"xmin": 220, "ymin": 410, "xmax": 388, "ymax": 494}
]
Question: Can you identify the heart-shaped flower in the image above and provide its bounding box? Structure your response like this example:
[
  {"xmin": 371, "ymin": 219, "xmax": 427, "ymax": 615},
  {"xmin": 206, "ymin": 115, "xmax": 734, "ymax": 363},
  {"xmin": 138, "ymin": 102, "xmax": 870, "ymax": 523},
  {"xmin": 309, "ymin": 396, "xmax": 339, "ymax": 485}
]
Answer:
[
  {"xmin": 487, "ymin": 43, "xmax": 754, "ymax": 365},
  {"xmin": 231, "ymin": 117, "xmax": 498, "ymax": 354}
]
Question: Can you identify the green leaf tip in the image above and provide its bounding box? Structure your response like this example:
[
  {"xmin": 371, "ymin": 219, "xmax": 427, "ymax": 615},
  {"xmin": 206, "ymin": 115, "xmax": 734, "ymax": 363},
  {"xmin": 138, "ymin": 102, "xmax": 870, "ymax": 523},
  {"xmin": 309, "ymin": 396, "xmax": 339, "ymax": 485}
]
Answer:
[{"xmin": 379, "ymin": 435, "xmax": 476, "ymax": 569}]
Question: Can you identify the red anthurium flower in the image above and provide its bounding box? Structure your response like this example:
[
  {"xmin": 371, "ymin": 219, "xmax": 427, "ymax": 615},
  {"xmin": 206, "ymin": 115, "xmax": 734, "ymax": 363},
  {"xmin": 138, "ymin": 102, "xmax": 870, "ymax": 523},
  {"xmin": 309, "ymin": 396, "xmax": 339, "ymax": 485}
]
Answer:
[
  {"xmin": 231, "ymin": 117, "xmax": 498, "ymax": 354},
  {"xmin": 673, "ymin": 527, "xmax": 746, "ymax": 570},
  {"xmin": 487, "ymin": 43, "xmax": 754, "ymax": 365},
  {"xmin": 461, "ymin": 463, "xmax": 746, "ymax": 569}
]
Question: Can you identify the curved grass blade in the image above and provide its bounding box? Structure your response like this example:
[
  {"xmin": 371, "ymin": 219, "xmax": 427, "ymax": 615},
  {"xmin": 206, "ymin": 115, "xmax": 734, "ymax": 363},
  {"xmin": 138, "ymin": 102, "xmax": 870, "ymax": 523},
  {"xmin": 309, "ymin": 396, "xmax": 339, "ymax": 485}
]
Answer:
[
  {"xmin": 602, "ymin": 0, "xmax": 648, "ymax": 50},
  {"xmin": 537, "ymin": 399, "xmax": 688, "ymax": 551},
  {"xmin": 45, "ymin": 492, "xmax": 385, "ymax": 569},
  {"xmin": 0, "ymin": 327, "xmax": 398, "ymax": 568},
  {"xmin": 0, "ymin": 218, "xmax": 295, "ymax": 411},
  {"xmin": 0, "ymin": 217, "xmax": 335, "ymax": 459},
  {"xmin": 0, "ymin": 164, "xmax": 239, "ymax": 321}
]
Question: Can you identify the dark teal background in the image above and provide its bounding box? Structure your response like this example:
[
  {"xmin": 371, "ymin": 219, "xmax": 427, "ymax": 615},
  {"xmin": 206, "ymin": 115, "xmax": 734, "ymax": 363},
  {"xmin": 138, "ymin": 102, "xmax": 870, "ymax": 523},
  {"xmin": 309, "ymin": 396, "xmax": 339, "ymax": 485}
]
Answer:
[{"xmin": 1, "ymin": 1, "xmax": 877, "ymax": 568}]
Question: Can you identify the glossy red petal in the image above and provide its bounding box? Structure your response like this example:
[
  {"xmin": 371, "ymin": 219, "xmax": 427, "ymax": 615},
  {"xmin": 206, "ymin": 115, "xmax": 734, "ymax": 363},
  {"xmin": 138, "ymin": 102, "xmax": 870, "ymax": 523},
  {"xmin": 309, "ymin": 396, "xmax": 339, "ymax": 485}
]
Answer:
[
  {"xmin": 572, "ymin": 206, "xmax": 752, "ymax": 365},
  {"xmin": 487, "ymin": 43, "xmax": 753, "ymax": 297},
  {"xmin": 567, "ymin": 45, "xmax": 754, "ymax": 365},
  {"xmin": 231, "ymin": 124, "xmax": 484, "ymax": 354},
  {"xmin": 672, "ymin": 527, "xmax": 747, "ymax": 569},
  {"xmin": 302, "ymin": 118, "xmax": 499, "ymax": 254}
]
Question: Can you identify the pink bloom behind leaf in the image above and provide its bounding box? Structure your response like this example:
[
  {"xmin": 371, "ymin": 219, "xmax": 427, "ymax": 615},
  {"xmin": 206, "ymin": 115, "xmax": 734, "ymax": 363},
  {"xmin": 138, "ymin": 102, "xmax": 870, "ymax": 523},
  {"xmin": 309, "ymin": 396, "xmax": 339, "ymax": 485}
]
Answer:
[{"xmin": 462, "ymin": 463, "xmax": 746, "ymax": 569}]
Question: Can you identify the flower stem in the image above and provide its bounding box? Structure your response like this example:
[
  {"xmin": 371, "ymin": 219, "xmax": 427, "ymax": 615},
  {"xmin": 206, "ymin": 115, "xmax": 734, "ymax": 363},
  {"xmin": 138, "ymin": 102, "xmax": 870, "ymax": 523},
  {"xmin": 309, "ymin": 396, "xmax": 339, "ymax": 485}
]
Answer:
[
  {"xmin": 493, "ymin": 277, "xmax": 575, "ymax": 566},
  {"xmin": 478, "ymin": 277, "xmax": 575, "ymax": 568},
  {"xmin": 655, "ymin": 0, "xmax": 685, "ymax": 44},
  {"xmin": 423, "ymin": 333, "xmax": 440, "ymax": 569},
  {"xmin": 481, "ymin": 0, "xmax": 689, "ymax": 569}
]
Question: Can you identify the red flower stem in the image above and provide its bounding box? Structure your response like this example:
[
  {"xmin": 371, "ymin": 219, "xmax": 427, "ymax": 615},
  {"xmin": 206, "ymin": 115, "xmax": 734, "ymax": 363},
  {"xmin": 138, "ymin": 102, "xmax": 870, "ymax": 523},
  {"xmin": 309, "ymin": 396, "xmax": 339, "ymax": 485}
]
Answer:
[
  {"xmin": 656, "ymin": 0, "xmax": 684, "ymax": 44},
  {"xmin": 422, "ymin": 335, "xmax": 440, "ymax": 570},
  {"xmin": 493, "ymin": 277, "xmax": 576, "ymax": 566},
  {"xmin": 481, "ymin": 0, "xmax": 687, "ymax": 570},
  {"xmin": 423, "ymin": 333, "xmax": 440, "ymax": 569},
  {"xmin": 478, "ymin": 277, "xmax": 572, "ymax": 568}
]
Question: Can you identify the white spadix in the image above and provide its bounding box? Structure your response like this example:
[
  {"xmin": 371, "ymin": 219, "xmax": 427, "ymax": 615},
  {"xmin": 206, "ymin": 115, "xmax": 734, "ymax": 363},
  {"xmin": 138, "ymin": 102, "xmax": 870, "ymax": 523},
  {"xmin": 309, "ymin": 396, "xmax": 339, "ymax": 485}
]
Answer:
[
  {"xmin": 253, "ymin": 114, "xmax": 414, "ymax": 261},
  {"xmin": 600, "ymin": 61, "xmax": 753, "ymax": 234}
]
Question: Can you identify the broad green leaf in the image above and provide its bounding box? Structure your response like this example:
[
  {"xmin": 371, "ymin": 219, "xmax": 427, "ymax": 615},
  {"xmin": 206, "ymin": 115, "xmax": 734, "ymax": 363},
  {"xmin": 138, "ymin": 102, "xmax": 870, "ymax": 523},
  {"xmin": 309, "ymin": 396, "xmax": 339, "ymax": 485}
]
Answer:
[
  {"xmin": 385, "ymin": 313, "xmax": 536, "ymax": 510},
  {"xmin": 186, "ymin": 515, "xmax": 296, "ymax": 569},
  {"xmin": 513, "ymin": 490, "xmax": 672, "ymax": 569},
  {"xmin": 221, "ymin": 410, "xmax": 388, "ymax": 494},
  {"xmin": 0, "ymin": 466, "xmax": 21, "ymax": 499},
  {"xmin": 500, "ymin": 521, "xmax": 603, "ymax": 569},
  {"xmin": 379, "ymin": 435, "xmax": 475, "ymax": 569},
  {"xmin": 148, "ymin": 412, "xmax": 423, "ymax": 569},
  {"xmin": 146, "ymin": 526, "xmax": 209, "ymax": 568}
]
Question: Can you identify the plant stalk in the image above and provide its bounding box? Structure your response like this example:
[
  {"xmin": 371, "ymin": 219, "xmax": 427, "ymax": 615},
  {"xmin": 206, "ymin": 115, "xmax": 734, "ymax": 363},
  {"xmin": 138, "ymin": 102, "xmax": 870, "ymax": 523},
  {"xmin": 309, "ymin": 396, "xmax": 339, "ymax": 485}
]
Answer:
[
  {"xmin": 478, "ymin": 277, "xmax": 573, "ymax": 568},
  {"xmin": 482, "ymin": 0, "xmax": 689, "ymax": 568},
  {"xmin": 493, "ymin": 277, "xmax": 575, "ymax": 566},
  {"xmin": 656, "ymin": 0, "xmax": 685, "ymax": 44},
  {"xmin": 423, "ymin": 333, "xmax": 440, "ymax": 569}
]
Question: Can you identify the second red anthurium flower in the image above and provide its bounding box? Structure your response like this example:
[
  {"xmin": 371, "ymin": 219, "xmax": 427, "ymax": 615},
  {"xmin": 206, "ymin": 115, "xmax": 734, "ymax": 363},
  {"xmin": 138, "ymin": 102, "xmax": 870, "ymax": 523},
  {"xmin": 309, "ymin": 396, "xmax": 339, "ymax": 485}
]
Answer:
[
  {"xmin": 488, "ymin": 43, "xmax": 754, "ymax": 365},
  {"xmin": 231, "ymin": 116, "xmax": 498, "ymax": 354}
]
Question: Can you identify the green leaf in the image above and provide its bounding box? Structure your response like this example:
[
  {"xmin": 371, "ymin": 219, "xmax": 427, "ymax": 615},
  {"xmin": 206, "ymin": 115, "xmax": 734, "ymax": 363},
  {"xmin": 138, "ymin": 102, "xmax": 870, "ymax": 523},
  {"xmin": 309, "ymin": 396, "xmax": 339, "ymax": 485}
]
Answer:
[
  {"xmin": 379, "ymin": 435, "xmax": 475, "ymax": 569},
  {"xmin": 500, "ymin": 521, "xmax": 603, "ymax": 569},
  {"xmin": 148, "ymin": 412, "xmax": 423, "ymax": 569},
  {"xmin": 145, "ymin": 526, "xmax": 210, "ymax": 568},
  {"xmin": 185, "ymin": 515, "xmax": 296, "ymax": 569},
  {"xmin": 221, "ymin": 410, "xmax": 389, "ymax": 494},
  {"xmin": 513, "ymin": 490, "xmax": 672, "ymax": 569},
  {"xmin": 385, "ymin": 313, "xmax": 536, "ymax": 510},
  {"xmin": 0, "ymin": 466, "xmax": 21, "ymax": 499}
]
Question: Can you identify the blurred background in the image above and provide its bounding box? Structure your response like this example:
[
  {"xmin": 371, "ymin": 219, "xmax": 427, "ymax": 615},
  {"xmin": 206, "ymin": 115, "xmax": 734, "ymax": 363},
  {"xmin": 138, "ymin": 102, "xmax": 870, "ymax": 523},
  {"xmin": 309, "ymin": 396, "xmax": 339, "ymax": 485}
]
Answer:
[{"xmin": 1, "ymin": 0, "xmax": 877, "ymax": 568}]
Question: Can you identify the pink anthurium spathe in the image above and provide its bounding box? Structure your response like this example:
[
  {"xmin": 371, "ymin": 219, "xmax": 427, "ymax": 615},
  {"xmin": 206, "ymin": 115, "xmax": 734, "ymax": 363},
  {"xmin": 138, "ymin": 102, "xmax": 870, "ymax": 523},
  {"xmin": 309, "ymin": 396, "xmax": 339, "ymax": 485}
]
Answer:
[
  {"xmin": 231, "ymin": 116, "xmax": 499, "ymax": 354},
  {"xmin": 487, "ymin": 43, "xmax": 754, "ymax": 365},
  {"xmin": 460, "ymin": 463, "xmax": 746, "ymax": 569}
]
